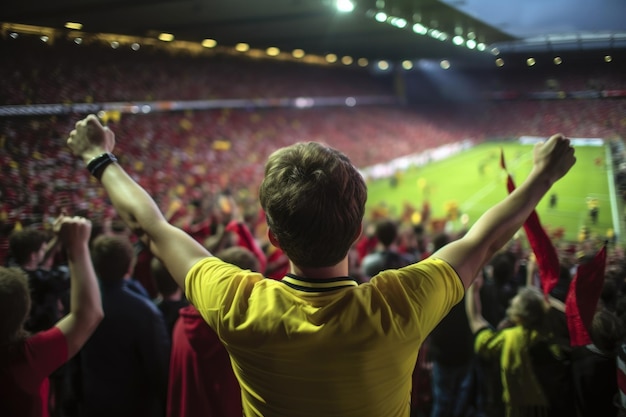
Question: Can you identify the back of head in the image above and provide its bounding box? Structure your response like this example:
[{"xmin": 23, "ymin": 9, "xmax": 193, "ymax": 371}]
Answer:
[
  {"xmin": 431, "ymin": 232, "xmax": 451, "ymax": 252},
  {"xmin": 590, "ymin": 309, "xmax": 626, "ymax": 353},
  {"xmin": 0, "ymin": 267, "xmax": 31, "ymax": 343},
  {"xmin": 507, "ymin": 287, "xmax": 548, "ymax": 330},
  {"xmin": 374, "ymin": 219, "xmax": 398, "ymax": 248},
  {"xmin": 9, "ymin": 228, "xmax": 47, "ymax": 266},
  {"xmin": 259, "ymin": 142, "xmax": 367, "ymax": 268},
  {"xmin": 90, "ymin": 235, "xmax": 134, "ymax": 283},
  {"xmin": 216, "ymin": 246, "xmax": 260, "ymax": 272},
  {"xmin": 490, "ymin": 251, "xmax": 516, "ymax": 285}
]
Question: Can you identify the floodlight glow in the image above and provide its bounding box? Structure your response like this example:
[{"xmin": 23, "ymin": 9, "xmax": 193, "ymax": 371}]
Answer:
[
  {"xmin": 412, "ymin": 23, "xmax": 428, "ymax": 35},
  {"xmin": 377, "ymin": 60, "xmax": 390, "ymax": 70},
  {"xmin": 336, "ymin": 0, "xmax": 355, "ymax": 12},
  {"xmin": 40, "ymin": 35, "xmax": 49, "ymax": 43},
  {"xmin": 111, "ymin": 41, "xmax": 120, "ymax": 49},
  {"xmin": 341, "ymin": 56, "xmax": 353, "ymax": 65},
  {"xmin": 466, "ymin": 39, "xmax": 476, "ymax": 49},
  {"xmin": 202, "ymin": 39, "xmax": 217, "ymax": 48},
  {"xmin": 74, "ymin": 38, "xmax": 83, "ymax": 45},
  {"xmin": 553, "ymin": 56, "xmax": 562, "ymax": 65},
  {"xmin": 375, "ymin": 12, "xmax": 387, "ymax": 22},
  {"xmin": 491, "ymin": 47, "xmax": 500, "ymax": 55},
  {"xmin": 495, "ymin": 58, "xmax": 504, "ymax": 67},
  {"xmin": 266, "ymin": 47, "xmax": 280, "ymax": 56},
  {"xmin": 345, "ymin": 97, "xmax": 356, "ymax": 107},
  {"xmin": 467, "ymin": 32, "xmax": 476, "ymax": 40},
  {"xmin": 605, "ymin": 55, "xmax": 613, "ymax": 62},
  {"xmin": 402, "ymin": 60, "xmax": 413, "ymax": 70},
  {"xmin": 357, "ymin": 57, "xmax": 369, "ymax": 67},
  {"xmin": 235, "ymin": 43, "xmax": 250, "ymax": 52},
  {"xmin": 158, "ymin": 33, "xmax": 174, "ymax": 42},
  {"xmin": 477, "ymin": 43, "xmax": 486, "ymax": 51},
  {"xmin": 392, "ymin": 18, "xmax": 407, "ymax": 28},
  {"xmin": 326, "ymin": 53, "xmax": 338, "ymax": 63},
  {"xmin": 440, "ymin": 60, "xmax": 450, "ymax": 69},
  {"xmin": 526, "ymin": 57, "xmax": 536, "ymax": 66},
  {"xmin": 131, "ymin": 43, "xmax": 140, "ymax": 51},
  {"xmin": 429, "ymin": 29, "xmax": 441, "ymax": 39},
  {"xmin": 65, "ymin": 22, "xmax": 83, "ymax": 30},
  {"xmin": 438, "ymin": 32, "xmax": 449, "ymax": 41},
  {"xmin": 9, "ymin": 32, "xmax": 18, "ymax": 39},
  {"xmin": 452, "ymin": 36, "xmax": 464, "ymax": 46},
  {"xmin": 292, "ymin": 49, "xmax": 305, "ymax": 58}
]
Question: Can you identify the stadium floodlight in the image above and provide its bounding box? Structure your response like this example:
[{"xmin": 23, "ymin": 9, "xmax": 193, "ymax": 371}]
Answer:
[
  {"xmin": 495, "ymin": 58, "xmax": 504, "ymax": 67},
  {"xmin": 202, "ymin": 39, "xmax": 217, "ymax": 48},
  {"xmin": 526, "ymin": 57, "xmax": 536, "ymax": 66},
  {"xmin": 401, "ymin": 60, "xmax": 413, "ymax": 70},
  {"xmin": 412, "ymin": 23, "xmax": 427, "ymax": 35},
  {"xmin": 266, "ymin": 47, "xmax": 280, "ymax": 56},
  {"xmin": 341, "ymin": 56, "xmax": 353, "ymax": 65},
  {"xmin": 605, "ymin": 55, "xmax": 613, "ymax": 62},
  {"xmin": 325, "ymin": 53, "xmax": 338, "ymax": 63},
  {"xmin": 65, "ymin": 22, "xmax": 83, "ymax": 30},
  {"xmin": 553, "ymin": 56, "xmax": 563, "ymax": 65},
  {"xmin": 131, "ymin": 43, "xmax": 140, "ymax": 51},
  {"xmin": 357, "ymin": 57, "xmax": 369, "ymax": 67},
  {"xmin": 452, "ymin": 35, "xmax": 464, "ymax": 46},
  {"xmin": 440, "ymin": 60, "xmax": 450, "ymax": 69},
  {"xmin": 377, "ymin": 60, "xmax": 390, "ymax": 70},
  {"xmin": 292, "ymin": 49, "xmax": 305, "ymax": 58},
  {"xmin": 336, "ymin": 0, "xmax": 355, "ymax": 13},
  {"xmin": 466, "ymin": 39, "xmax": 476, "ymax": 49},
  {"xmin": 477, "ymin": 43, "xmax": 486, "ymax": 51},
  {"xmin": 235, "ymin": 43, "xmax": 249, "ymax": 52},
  {"xmin": 158, "ymin": 33, "xmax": 174, "ymax": 42},
  {"xmin": 375, "ymin": 12, "xmax": 387, "ymax": 22}
]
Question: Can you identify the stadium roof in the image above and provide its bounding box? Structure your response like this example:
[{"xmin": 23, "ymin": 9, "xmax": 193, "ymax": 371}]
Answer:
[{"xmin": 2, "ymin": 0, "xmax": 626, "ymax": 65}]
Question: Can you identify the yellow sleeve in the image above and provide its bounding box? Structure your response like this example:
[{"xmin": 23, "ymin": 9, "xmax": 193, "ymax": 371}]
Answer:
[
  {"xmin": 184, "ymin": 256, "xmax": 264, "ymax": 328},
  {"xmin": 474, "ymin": 327, "xmax": 505, "ymax": 360}
]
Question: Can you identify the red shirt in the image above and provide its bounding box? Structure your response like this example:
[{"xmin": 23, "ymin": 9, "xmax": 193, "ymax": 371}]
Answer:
[
  {"xmin": 167, "ymin": 305, "xmax": 241, "ymax": 417},
  {"xmin": 0, "ymin": 327, "xmax": 68, "ymax": 417}
]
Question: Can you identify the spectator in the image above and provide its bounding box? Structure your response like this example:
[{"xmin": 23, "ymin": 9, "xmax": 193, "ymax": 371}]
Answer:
[
  {"xmin": 360, "ymin": 218, "xmax": 417, "ymax": 280},
  {"xmin": 75, "ymin": 234, "xmax": 170, "ymax": 417},
  {"xmin": 571, "ymin": 308, "xmax": 626, "ymax": 417},
  {"xmin": 467, "ymin": 283, "xmax": 574, "ymax": 417},
  {"xmin": 0, "ymin": 216, "xmax": 103, "ymax": 417},
  {"xmin": 167, "ymin": 245, "xmax": 259, "ymax": 417},
  {"xmin": 427, "ymin": 232, "xmax": 478, "ymax": 417},
  {"xmin": 152, "ymin": 257, "xmax": 189, "ymax": 337},
  {"xmin": 66, "ymin": 115, "xmax": 574, "ymax": 416}
]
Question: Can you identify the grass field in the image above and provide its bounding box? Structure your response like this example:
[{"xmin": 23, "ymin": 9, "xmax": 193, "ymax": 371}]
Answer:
[{"xmin": 365, "ymin": 141, "xmax": 617, "ymax": 244}]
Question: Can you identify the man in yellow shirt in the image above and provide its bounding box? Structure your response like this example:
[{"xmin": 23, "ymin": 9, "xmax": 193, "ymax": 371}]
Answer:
[{"xmin": 66, "ymin": 115, "xmax": 575, "ymax": 417}]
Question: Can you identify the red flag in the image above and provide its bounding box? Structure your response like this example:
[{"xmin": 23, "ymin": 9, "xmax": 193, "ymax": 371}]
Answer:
[
  {"xmin": 565, "ymin": 244, "xmax": 607, "ymax": 346},
  {"xmin": 500, "ymin": 149, "xmax": 560, "ymax": 296}
]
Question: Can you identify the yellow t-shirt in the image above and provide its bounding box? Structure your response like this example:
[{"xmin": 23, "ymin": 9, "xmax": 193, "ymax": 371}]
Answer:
[{"xmin": 185, "ymin": 257, "xmax": 463, "ymax": 417}]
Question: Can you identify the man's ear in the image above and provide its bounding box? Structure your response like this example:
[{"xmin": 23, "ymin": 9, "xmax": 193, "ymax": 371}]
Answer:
[{"xmin": 268, "ymin": 229, "xmax": 281, "ymax": 249}]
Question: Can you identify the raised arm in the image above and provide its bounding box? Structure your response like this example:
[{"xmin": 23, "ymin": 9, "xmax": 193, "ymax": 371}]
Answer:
[
  {"xmin": 465, "ymin": 273, "xmax": 490, "ymax": 333},
  {"xmin": 433, "ymin": 134, "xmax": 575, "ymax": 289},
  {"xmin": 54, "ymin": 216, "xmax": 104, "ymax": 358},
  {"xmin": 66, "ymin": 115, "xmax": 210, "ymax": 288}
]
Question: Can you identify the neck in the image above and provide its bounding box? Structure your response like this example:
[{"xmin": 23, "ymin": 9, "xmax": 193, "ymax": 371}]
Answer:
[{"xmin": 290, "ymin": 257, "xmax": 350, "ymax": 280}]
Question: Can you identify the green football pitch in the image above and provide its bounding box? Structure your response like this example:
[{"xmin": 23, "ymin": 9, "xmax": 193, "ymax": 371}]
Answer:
[{"xmin": 365, "ymin": 141, "xmax": 618, "ymax": 244}]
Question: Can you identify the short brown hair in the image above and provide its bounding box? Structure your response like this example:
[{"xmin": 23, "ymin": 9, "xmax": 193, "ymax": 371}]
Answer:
[
  {"xmin": 507, "ymin": 287, "xmax": 548, "ymax": 329},
  {"xmin": 0, "ymin": 267, "xmax": 31, "ymax": 343},
  {"xmin": 9, "ymin": 228, "xmax": 47, "ymax": 266},
  {"xmin": 90, "ymin": 235, "xmax": 135, "ymax": 282},
  {"xmin": 259, "ymin": 142, "xmax": 367, "ymax": 268}
]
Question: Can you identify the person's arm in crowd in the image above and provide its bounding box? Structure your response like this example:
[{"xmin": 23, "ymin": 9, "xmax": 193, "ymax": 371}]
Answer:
[
  {"xmin": 66, "ymin": 115, "xmax": 210, "ymax": 289},
  {"xmin": 466, "ymin": 272, "xmax": 490, "ymax": 333},
  {"xmin": 54, "ymin": 216, "xmax": 104, "ymax": 358},
  {"xmin": 433, "ymin": 134, "xmax": 575, "ymax": 289}
]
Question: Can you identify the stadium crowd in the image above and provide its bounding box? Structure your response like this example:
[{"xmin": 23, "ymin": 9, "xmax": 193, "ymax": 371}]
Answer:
[{"xmin": 1, "ymin": 36, "xmax": 626, "ymax": 417}]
